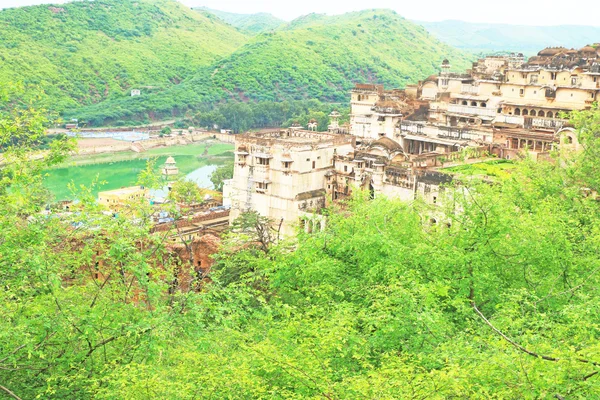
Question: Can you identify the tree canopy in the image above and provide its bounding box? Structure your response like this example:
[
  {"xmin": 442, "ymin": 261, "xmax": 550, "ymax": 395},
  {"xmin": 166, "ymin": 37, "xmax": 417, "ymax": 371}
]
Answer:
[{"xmin": 2, "ymin": 96, "xmax": 600, "ymax": 398}]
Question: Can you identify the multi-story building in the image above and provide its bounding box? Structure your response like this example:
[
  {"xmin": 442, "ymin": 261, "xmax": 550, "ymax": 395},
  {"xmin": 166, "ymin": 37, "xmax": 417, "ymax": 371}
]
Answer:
[
  {"xmin": 227, "ymin": 127, "xmax": 457, "ymax": 236},
  {"xmin": 227, "ymin": 128, "xmax": 355, "ymax": 236}
]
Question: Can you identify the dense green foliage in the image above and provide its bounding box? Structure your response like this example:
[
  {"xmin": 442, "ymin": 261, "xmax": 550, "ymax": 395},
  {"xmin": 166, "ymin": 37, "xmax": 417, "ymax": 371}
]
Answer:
[
  {"xmin": 210, "ymin": 161, "xmax": 234, "ymax": 192},
  {"xmin": 0, "ymin": 0, "xmax": 247, "ymax": 112},
  {"xmin": 4, "ymin": 83, "xmax": 600, "ymax": 398},
  {"xmin": 417, "ymin": 20, "xmax": 600, "ymax": 54},
  {"xmin": 191, "ymin": 99, "xmax": 349, "ymax": 133},
  {"xmin": 66, "ymin": 9, "xmax": 472, "ymax": 126},
  {"xmin": 195, "ymin": 7, "xmax": 284, "ymax": 34}
]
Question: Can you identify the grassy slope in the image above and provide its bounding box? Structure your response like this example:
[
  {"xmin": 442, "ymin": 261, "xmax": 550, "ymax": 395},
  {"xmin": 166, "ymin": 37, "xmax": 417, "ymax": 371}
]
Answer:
[
  {"xmin": 0, "ymin": 0, "xmax": 247, "ymax": 112},
  {"xmin": 194, "ymin": 7, "xmax": 284, "ymax": 34},
  {"xmin": 70, "ymin": 9, "xmax": 473, "ymax": 124},
  {"xmin": 416, "ymin": 20, "xmax": 600, "ymax": 54}
]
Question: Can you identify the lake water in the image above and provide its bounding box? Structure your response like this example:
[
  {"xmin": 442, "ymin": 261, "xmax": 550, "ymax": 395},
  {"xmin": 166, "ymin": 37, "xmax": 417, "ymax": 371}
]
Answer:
[{"xmin": 43, "ymin": 150, "xmax": 232, "ymax": 201}]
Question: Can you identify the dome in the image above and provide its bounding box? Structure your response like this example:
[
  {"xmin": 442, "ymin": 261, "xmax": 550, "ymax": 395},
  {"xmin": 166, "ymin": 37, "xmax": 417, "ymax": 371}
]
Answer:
[
  {"xmin": 538, "ymin": 47, "xmax": 565, "ymax": 57},
  {"xmin": 369, "ymin": 137, "xmax": 404, "ymax": 153}
]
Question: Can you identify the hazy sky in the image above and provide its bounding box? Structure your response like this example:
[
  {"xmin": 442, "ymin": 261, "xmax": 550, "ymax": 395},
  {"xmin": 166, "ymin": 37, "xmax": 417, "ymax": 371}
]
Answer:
[{"xmin": 2, "ymin": 0, "xmax": 600, "ymax": 26}]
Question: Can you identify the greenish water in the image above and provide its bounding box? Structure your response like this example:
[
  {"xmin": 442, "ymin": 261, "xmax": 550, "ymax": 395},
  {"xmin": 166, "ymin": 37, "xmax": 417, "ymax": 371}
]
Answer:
[{"xmin": 43, "ymin": 142, "xmax": 234, "ymax": 200}]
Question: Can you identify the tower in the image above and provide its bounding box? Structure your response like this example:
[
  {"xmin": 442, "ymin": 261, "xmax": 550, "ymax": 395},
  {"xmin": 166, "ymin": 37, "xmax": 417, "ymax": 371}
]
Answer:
[
  {"xmin": 328, "ymin": 111, "xmax": 340, "ymax": 133},
  {"xmin": 440, "ymin": 59, "xmax": 451, "ymax": 76},
  {"xmin": 162, "ymin": 156, "xmax": 179, "ymax": 177}
]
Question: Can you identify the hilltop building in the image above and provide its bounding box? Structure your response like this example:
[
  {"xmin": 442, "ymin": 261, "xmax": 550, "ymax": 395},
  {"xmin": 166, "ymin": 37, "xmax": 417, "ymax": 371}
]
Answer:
[
  {"xmin": 227, "ymin": 127, "xmax": 456, "ymax": 236},
  {"xmin": 227, "ymin": 44, "xmax": 595, "ymax": 237},
  {"xmin": 227, "ymin": 128, "xmax": 355, "ymax": 236}
]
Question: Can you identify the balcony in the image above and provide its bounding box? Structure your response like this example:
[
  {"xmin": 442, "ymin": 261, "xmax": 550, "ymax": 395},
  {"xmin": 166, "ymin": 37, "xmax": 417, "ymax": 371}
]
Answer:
[
  {"xmin": 447, "ymin": 104, "xmax": 498, "ymax": 118},
  {"xmin": 494, "ymin": 115, "xmax": 525, "ymax": 126},
  {"xmin": 524, "ymin": 116, "xmax": 567, "ymax": 131}
]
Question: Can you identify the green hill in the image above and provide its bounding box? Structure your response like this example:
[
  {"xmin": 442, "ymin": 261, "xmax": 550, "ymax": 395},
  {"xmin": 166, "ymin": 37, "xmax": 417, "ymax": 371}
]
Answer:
[
  {"xmin": 0, "ymin": 0, "xmax": 247, "ymax": 112},
  {"xmin": 417, "ymin": 20, "xmax": 600, "ymax": 54},
  {"xmin": 194, "ymin": 7, "xmax": 284, "ymax": 34},
  {"xmin": 70, "ymin": 9, "xmax": 472, "ymax": 125}
]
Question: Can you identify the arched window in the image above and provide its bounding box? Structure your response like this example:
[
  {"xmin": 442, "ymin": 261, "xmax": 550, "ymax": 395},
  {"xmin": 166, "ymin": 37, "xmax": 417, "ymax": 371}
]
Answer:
[
  {"xmin": 522, "ymin": 109, "xmax": 529, "ymax": 116},
  {"xmin": 480, "ymin": 102, "xmax": 487, "ymax": 108},
  {"xmin": 515, "ymin": 108, "xmax": 521, "ymax": 116},
  {"xmin": 530, "ymin": 110, "xmax": 537, "ymax": 117},
  {"xmin": 566, "ymin": 136, "xmax": 573, "ymax": 144},
  {"xmin": 462, "ymin": 100, "xmax": 468, "ymax": 106},
  {"xmin": 538, "ymin": 110, "xmax": 545, "ymax": 117},
  {"xmin": 471, "ymin": 101, "xmax": 477, "ymax": 107},
  {"xmin": 547, "ymin": 111, "xmax": 553, "ymax": 118}
]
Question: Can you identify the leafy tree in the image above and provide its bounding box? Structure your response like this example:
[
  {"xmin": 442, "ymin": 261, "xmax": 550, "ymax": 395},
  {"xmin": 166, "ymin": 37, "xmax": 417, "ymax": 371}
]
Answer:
[
  {"xmin": 210, "ymin": 161, "xmax": 234, "ymax": 191},
  {"xmin": 168, "ymin": 179, "xmax": 204, "ymax": 205}
]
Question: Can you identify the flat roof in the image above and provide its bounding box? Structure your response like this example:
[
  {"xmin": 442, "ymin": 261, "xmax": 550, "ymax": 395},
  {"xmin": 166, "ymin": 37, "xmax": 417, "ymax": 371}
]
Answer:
[{"xmin": 99, "ymin": 186, "xmax": 146, "ymax": 196}]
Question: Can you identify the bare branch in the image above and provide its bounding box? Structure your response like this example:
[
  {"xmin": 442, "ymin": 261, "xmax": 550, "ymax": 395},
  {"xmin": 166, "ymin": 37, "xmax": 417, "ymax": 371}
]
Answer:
[
  {"xmin": 0, "ymin": 385, "xmax": 22, "ymax": 400},
  {"xmin": 473, "ymin": 302, "xmax": 600, "ymax": 367}
]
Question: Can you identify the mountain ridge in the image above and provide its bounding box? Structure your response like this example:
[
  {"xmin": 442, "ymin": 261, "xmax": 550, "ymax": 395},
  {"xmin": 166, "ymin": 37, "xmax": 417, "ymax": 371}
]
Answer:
[
  {"xmin": 193, "ymin": 7, "xmax": 284, "ymax": 34},
  {"xmin": 68, "ymin": 8, "xmax": 473, "ymax": 125},
  {"xmin": 0, "ymin": 0, "xmax": 248, "ymax": 111},
  {"xmin": 416, "ymin": 20, "xmax": 600, "ymax": 53}
]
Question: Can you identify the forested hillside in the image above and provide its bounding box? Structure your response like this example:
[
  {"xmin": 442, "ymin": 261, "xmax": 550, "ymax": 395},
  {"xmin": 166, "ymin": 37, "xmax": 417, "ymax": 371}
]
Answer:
[
  {"xmin": 194, "ymin": 7, "xmax": 284, "ymax": 34},
  {"xmin": 70, "ymin": 9, "xmax": 472, "ymax": 126},
  {"xmin": 0, "ymin": 0, "xmax": 247, "ymax": 112},
  {"xmin": 417, "ymin": 20, "xmax": 600, "ymax": 53}
]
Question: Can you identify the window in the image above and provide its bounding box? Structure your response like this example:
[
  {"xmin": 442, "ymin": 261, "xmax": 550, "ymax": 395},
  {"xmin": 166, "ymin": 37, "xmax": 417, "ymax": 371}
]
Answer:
[
  {"xmin": 471, "ymin": 101, "xmax": 477, "ymax": 106},
  {"xmin": 283, "ymin": 161, "xmax": 292, "ymax": 169},
  {"xmin": 515, "ymin": 108, "xmax": 521, "ymax": 115},
  {"xmin": 523, "ymin": 109, "xmax": 529, "ymax": 116},
  {"xmin": 433, "ymin": 196, "xmax": 437, "ymax": 204},
  {"xmin": 538, "ymin": 110, "xmax": 545, "ymax": 117},
  {"xmin": 547, "ymin": 111, "xmax": 554, "ymax": 118},
  {"xmin": 530, "ymin": 75, "xmax": 538, "ymax": 83},
  {"xmin": 591, "ymin": 92, "xmax": 596, "ymax": 99},
  {"xmin": 551, "ymin": 72, "xmax": 557, "ymax": 80},
  {"xmin": 594, "ymin": 77, "xmax": 598, "ymax": 83},
  {"xmin": 571, "ymin": 77, "xmax": 577, "ymax": 86},
  {"xmin": 462, "ymin": 100, "xmax": 468, "ymax": 105},
  {"xmin": 530, "ymin": 110, "xmax": 537, "ymax": 117},
  {"xmin": 257, "ymin": 157, "xmax": 270, "ymax": 166},
  {"xmin": 344, "ymin": 165, "xmax": 348, "ymax": 172},
  {"xmin": 519, "ymin": 88, "xmax": 524, "ymax": 95},
  {"xmin": 256, "ymin": 182, "xmax": 268, "ymax": 191},
  {"xmin": 480, "ymin": 102, "xmax": 487, "ymax": 108},
  {"xmin": 312, "ymin": 161, "xmax": 316, "ymax": 169}
]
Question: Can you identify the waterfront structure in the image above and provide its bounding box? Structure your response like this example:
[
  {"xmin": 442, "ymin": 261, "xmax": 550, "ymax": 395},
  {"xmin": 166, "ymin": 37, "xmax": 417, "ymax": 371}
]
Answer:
[{"xmin": 162, "ymin": 156, "xmax": 179, "ymax": 176}]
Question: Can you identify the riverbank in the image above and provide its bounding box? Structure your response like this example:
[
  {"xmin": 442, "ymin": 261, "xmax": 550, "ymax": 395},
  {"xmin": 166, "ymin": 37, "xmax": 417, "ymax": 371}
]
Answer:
[{"xmin": 74, "ymin": 131, "xmax": 236, "ymax": 157}]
